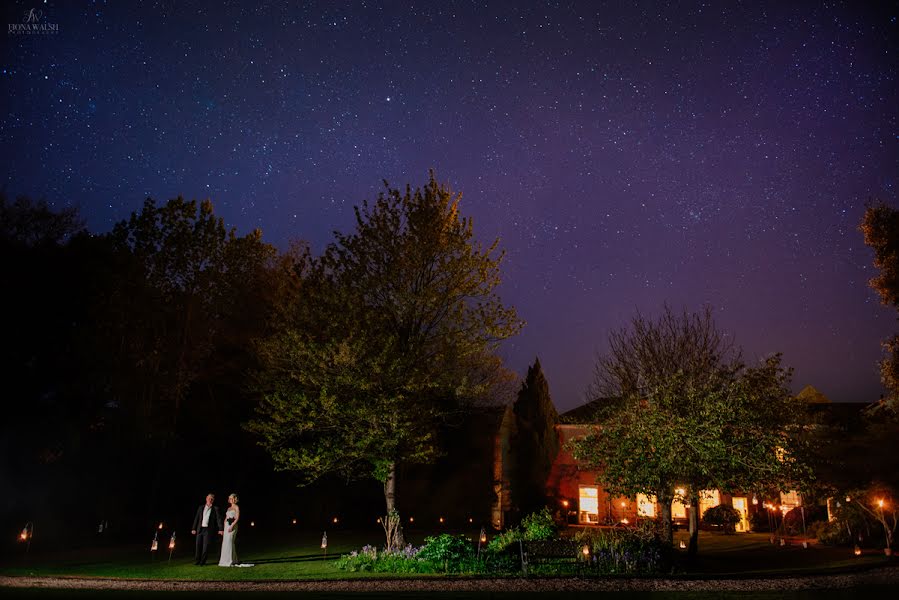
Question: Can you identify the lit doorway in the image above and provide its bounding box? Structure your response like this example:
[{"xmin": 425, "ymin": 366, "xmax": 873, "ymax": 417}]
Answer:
[{"xmin": 731, "ymin": 497, "xmax": 749, "ymax": 532}]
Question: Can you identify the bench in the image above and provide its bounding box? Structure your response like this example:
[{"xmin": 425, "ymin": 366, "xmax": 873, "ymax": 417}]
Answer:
[{"xmin": 517, "ymin": 539, "xmax": 585, "ymax": 576}]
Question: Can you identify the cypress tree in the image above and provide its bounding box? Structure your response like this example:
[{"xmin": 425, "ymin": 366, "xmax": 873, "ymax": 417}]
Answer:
[{"xmin": 510, "ymin": 358, "xmax": 560, "ymax": 519}]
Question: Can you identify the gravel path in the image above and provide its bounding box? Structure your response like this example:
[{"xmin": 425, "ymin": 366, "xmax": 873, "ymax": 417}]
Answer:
[{"xmin": 2, "ymin": 567, "xmax": 899, "ymax": 593}]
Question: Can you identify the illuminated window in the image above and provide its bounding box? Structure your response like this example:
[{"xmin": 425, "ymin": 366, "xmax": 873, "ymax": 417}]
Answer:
[
  {"xmin": 671, "ymin": 498, "xmax": 687, "ymax": 519},
  {"xmin": 637, "ymin": 493, "xmax": 656, "ymax": 518},
  {"xmin": 780, "ymin": 490, "xmax": 801, "ymax": 509},
  {"xmin": 698, "ymin": 490, "xmax": 720, "ymax": 517},
  {"xmin": 579, "ymin": 486, "xmax": 599, "ymax": 523}
]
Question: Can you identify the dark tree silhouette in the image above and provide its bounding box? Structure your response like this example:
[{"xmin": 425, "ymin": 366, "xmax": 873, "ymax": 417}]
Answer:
[{"xmin": 509, "ymin": 358, "xmax": 559, "ymax": 519}]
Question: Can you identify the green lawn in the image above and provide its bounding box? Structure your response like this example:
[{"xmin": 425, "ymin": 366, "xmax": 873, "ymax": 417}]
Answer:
[
  {"xmin": 670, "ymin": 531, "xmax": 889, "ymax": 576},
  {"xmin": 0, "ymin": 530, "xmax": 891, "ymax": 581}
]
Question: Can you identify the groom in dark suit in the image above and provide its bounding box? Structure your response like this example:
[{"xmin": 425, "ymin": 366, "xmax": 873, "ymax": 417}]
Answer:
[{"xmin": 191, "ymin": 493, "xmax": 223, "ymax": 565}]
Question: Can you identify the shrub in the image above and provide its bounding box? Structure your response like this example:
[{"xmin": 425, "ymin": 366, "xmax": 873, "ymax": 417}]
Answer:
[
  {"xmin": 817, "ymin": 519, "xmax": 852, "ymax": 546},
  {"xmin": 521, "ymin": 507, "xmax": 556, "ymax": 540},
  {"xmin": 335, "ymin": 543, "xmax": 431, "ymax": 573},
  {"xmin": 805, "ymin": 519, "xmax": 830, "ymax": 540},
  {"xmin": 782, "ymin": 505, "xmax": 827, "ymax": 536},
  {"xmin": 574, "ymin": 526, "xmax": 673, "ymax": 575},
  {"xmin": 417, "ymin": 533, "xmax": 475, "ymax": 573},
  {"xmin": 486, "ymin": 526, "xmax": 523, "ymax": 552},
  {"xmin": 749, "ymin": 510, "xmax": 771, "ymax": 532},
  {"xmin": 701, "ymin": 505, "xmax": 742, "ymax": 533}
]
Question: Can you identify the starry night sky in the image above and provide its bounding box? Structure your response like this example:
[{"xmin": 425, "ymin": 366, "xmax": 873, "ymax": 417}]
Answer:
[{"xmin": 3, "ymin": 1, "xmax": 897, "ymax": 410}]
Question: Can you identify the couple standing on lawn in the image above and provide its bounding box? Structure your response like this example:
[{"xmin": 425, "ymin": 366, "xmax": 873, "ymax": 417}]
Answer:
[{"xmin": 191, "ymin": 492, "xmax": 245, "ymax": 567}]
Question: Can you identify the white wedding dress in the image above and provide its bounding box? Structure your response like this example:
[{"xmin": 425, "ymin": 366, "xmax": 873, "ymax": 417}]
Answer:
[{"xmin": 219, "ymin": 509, "xmax": 237, "ymax": 566}]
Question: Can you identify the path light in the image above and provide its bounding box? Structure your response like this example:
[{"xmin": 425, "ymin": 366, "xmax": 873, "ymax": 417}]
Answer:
[
  {"xmin": 581, "ymin": 544, "xmax": 590, "ymax": 558},
  {"xmin": 854, "ymin": 545, "xmax": 862, "ymax": 556},
  {"xmin": 158, "ymin": 522, "xmax": 164, "ymax": 530},
  {"xmin": 846, "ymin": 496, "xmax": 851, "ymax": 503},
  {"xmin": 679, "ymin": 540, "xmax": 686, "ymax": 549},
  {"xmin": 477, "ymin": 527, "xmax": 487, "ymax": 560},
  {"xmin": 167, "ymin": 531, "xmax": 176, "ymax": 563},
  {"xmin": 150, "ymin": 530, "xmax": 159, "ymax": 553},
  {"xmin": 439, "ymin": 517, "xmax": 444, "ymax": 524},
  {"xmin": 321, "ymin": 531, "xmax": 328, "ymax": 560}
]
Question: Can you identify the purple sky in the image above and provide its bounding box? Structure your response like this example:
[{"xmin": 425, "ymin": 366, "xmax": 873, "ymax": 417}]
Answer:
[{"xmin": 3, "ymin": 1, "xmax": 896, "ymax": 410}]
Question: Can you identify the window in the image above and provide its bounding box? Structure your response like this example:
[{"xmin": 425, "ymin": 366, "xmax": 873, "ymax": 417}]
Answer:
[
  {"xmin": 780, "ymin": 490, "xmax": 801, "ymax": 509},
  {"xmin": 671, "ymin": 499, "xmax": 687, "ymax": 519},
  {"xmin": 698, "ymin": 490, "xmax": 720, "ymax": 517},
  {"xmin": 637, "ymin": 493, "xmax": 656, "ymax": 518},
  {"xmin": 579, "ymin": 486, "xmax": 599, "ymax": 523}
]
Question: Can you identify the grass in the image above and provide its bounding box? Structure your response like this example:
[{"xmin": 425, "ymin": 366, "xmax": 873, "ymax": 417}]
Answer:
[{"xmin": 0, "ymin": 529, "xmax": 891, "ymax": 582}]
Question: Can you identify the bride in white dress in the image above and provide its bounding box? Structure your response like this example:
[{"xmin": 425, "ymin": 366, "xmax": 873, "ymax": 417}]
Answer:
[{"xmin": 218, "ymin": 493, "xmax": 239, "ymax": 566}]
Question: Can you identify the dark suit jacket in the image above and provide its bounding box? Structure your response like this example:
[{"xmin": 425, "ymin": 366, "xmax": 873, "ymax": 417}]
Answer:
[{"xmin": 192, "ymin": 504, "xmax": 223, "ymax": 532}]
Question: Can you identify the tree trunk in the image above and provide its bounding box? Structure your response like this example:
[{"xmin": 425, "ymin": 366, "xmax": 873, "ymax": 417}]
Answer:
[
  {"xmin": 687, "ymin": 492, "xmax": 700, "ymax": 561},
  {"xmin": 382, "ymin": 461, "xmax": 405, "ymax": 551},
  {"xmin": 384, "ymin": 461, "xmax": 397, "ymax": 512},
  {"xmin": 658, "ymin": 493, "xmax": 673, "ymax": 545}
]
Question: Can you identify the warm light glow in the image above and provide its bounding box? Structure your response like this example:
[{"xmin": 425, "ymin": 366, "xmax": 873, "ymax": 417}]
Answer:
[
  {"xmin": 854, "ymin": 545, "xmax": 862, "ymax": 556},
  {"xmin": 676, "ymin": 488, "xmax": 685, "ymax": 496},
  {"xmin": 752, "ymin": 495, "xmax": 758, "ymax": 505},
  {"xmin": 846, "ymin": 496, "xmax": 852, "ymax": 503},
  {"xmin": 333, "ymin": 517, "xmax": 338, "ymax": 524},
  {"xmin": 620, "ymin": 501, "xmax": 626, "ymax": 508},
  {"xmin": 637, "ymin": 493, "xmax": 656, "ymax": 518},
  {"xmin": 480, "ymin": 530, "xmax": 487, "ymax": 543},
  {"xmin": 168, "ymin": 538, "xmax": 175, "ymax": 550},
  {"xmin": 409, "ymin": 517, "xmax": 414, "ymax": 523},
  {"xmin": 679, "ymin": 541, "xmax": 686, "ymax": 549},
  {"xmin": 469, "ymin": 517, "xmax": 473, "ymax": 523},
  {"xmin": 158, "ymin": 523, "xmax": 163, "ymax": 530},
  {"xmin": 292, "ymin": 519, "xmax": 297, "ymax": 525},
  {"xmin": 377, "ymin": 518, "xmax": 382, "ymax": 524},
  {"xmin": 439, "ymin": 517, "xmax": 444, "ymax": 523},
  {"xmin": 878, "ymin": 499, "xmax": 885, "ymax": 508},
  {"xmin": 151, "ymin": 539, "xmax": 158, "ymax": 552},
  {"xmin": 579, "ymin": 486, "xmax": 599, "ymax": 523},
  {"xmin": 20, "ymin": 532, "xmax": 27, "ymax": 541},
  {"xmin": 581, "ymin": 545, "xmax": 590, "ymax": 556},
  {"xmin": 561, "ymin": 499, "xmax": 569, "ymax": 508},
  {"xmin": 621, "ymin": 518, "xmax": 629, "ymax": 524},
  {"xmin": 250, "ymin": 521, "xmax": 255, "ymax": 527}
]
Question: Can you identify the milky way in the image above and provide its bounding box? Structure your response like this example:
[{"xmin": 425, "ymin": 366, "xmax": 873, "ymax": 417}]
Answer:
[{"xmin": 3, "ymin": 1, "xmax": 897, "ymax": 408}]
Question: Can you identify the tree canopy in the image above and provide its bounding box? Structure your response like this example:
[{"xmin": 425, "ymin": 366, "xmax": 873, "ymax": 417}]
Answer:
[
  {"xmin": 571, "ymin": 306, "xmax": 812, "ymax": 557},
  {"xmin": 248, "ymin": 174, "xmax": 522, "ymax": 545},
  {"xmin": 861, "ymin": 201, "xmax": 899, "ymax": 409}
]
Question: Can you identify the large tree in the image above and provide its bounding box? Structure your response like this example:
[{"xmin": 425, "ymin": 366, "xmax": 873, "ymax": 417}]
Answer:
[
  {"xmin": 101, "ymin": 197, "xmax": 278, "ymax": 511},
  {"xmin": 861, "ymin": 202, "xmax": 899, "ymax": 410},
  {"xmin": 570, "ymin": 306, "xmax": 811, "ymax": 558},
  {"xmin": 248, "ymin": 174, "xmax": 521, "ymax": 548}
]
